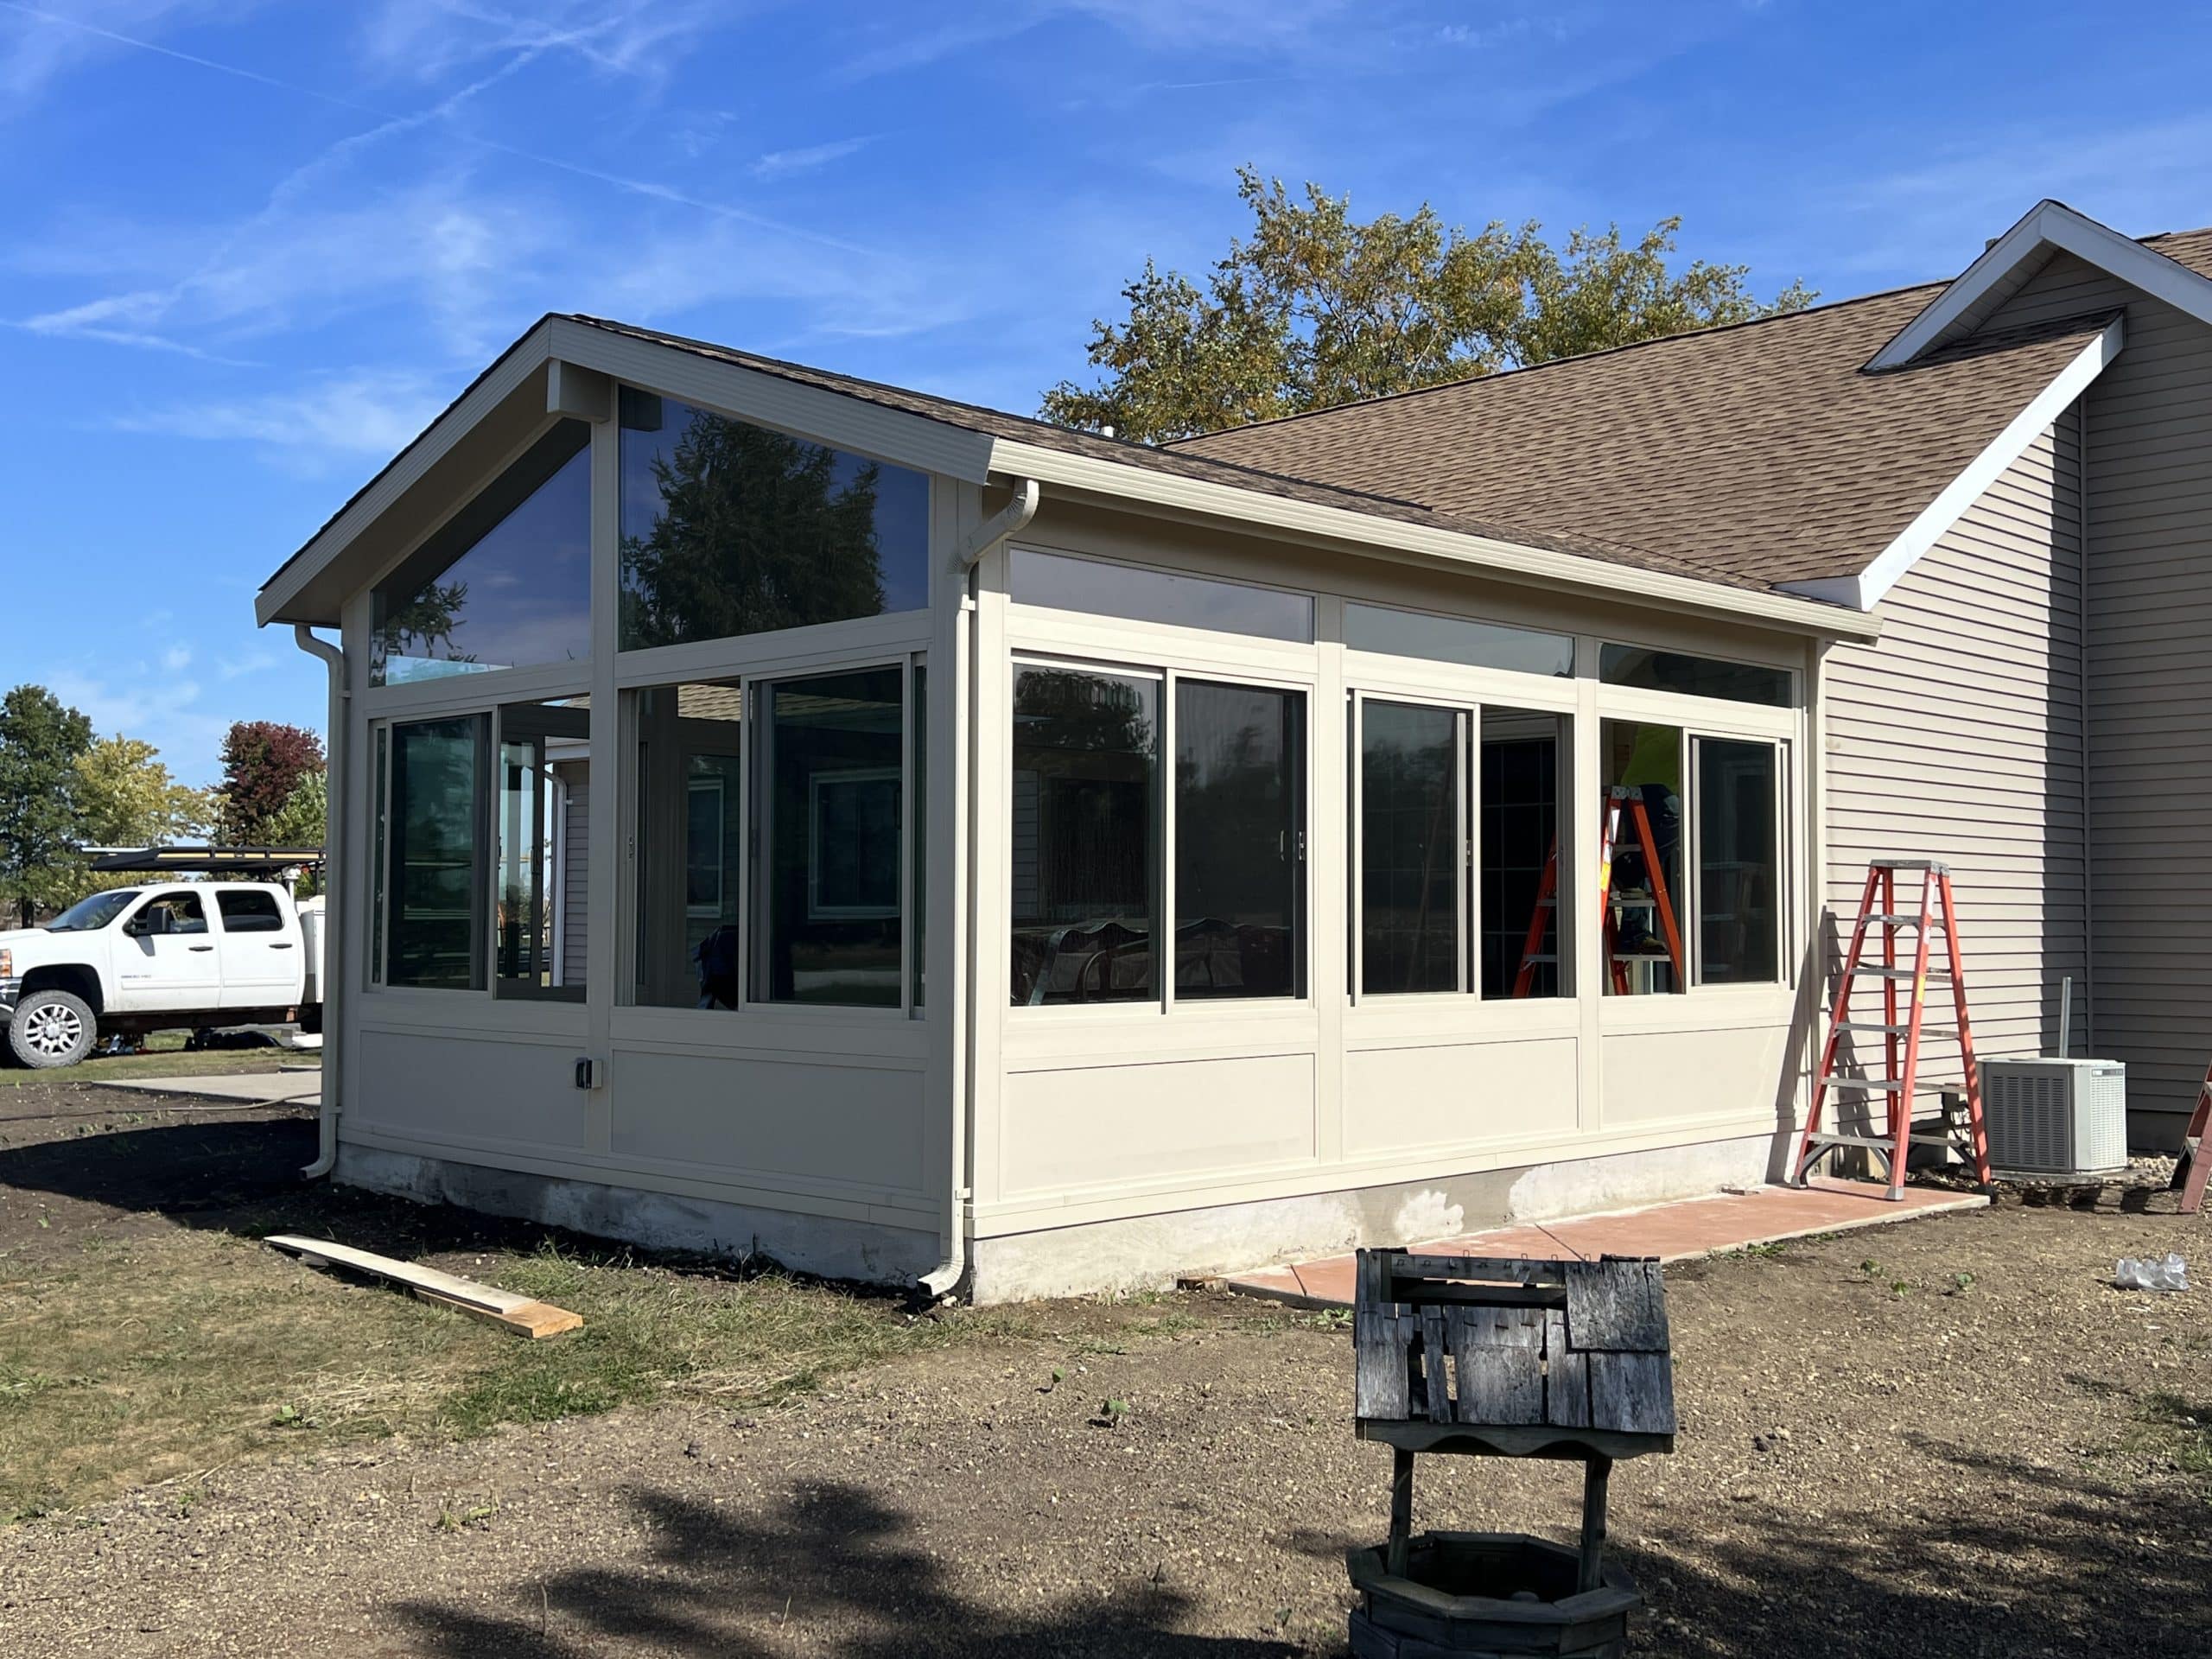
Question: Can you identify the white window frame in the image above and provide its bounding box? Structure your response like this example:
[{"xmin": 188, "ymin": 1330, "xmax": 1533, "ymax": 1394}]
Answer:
[{"xmin": 1007, "ymin": 650, "xmax": 1313, "ymax": 1018}]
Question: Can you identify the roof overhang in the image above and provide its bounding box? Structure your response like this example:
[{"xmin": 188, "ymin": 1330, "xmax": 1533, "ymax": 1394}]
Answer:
[
  {"xmin": 1866, "ymin": 199, "xmax": 2212, "ymax": 371},
  {"xmin": 1783, "ymin": 313, "xmax": 2125, "ymax": 610},
  {"xmin": 988, "ymin": 438, "xmax": 1882, "ymax": 640},
  {"xmin": 259, "ymin": 315, "xmax": 1880, "ymax": 643}
]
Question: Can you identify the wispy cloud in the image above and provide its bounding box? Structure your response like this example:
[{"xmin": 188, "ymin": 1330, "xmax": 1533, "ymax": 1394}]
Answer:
[
  {"xmin": 749, "ymin": 135, "xmax": 874, "ymax": 181},
  {"xmin": 356, "ymin": 0, "xmax": 724, "ymax": 89},
  {"xmin": 0, "ymin": 0, "xmax": 273, "ymax": 105},
  {"xmin": 113, "ymin": 369, "xmax": 448, "ymax": 461}
]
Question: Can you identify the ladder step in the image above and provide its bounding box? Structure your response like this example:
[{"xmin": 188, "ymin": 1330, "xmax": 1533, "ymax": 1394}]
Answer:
[
  {"xmin": 1855, "ymin": 966, "xmax": 1952, "ymax": 981},
  {"xmin": 1870, "ymin": 859, "xmax": 1949, "ymax": 873},
  {"xmin": 1824, "ymin": 1077, "xmax": 1904, "ymax": 1092},
  {"xmin": 1859, "ymin": 914, "xmax": 1945, "ymax": 928},
  {"xmin": 1808, "ymin": 1131, "xmax": 1961, "ymax": 1152},
  {"xmin": 1834, "ymin": 1021, "xmax": 1955, "ymax": 1035}
]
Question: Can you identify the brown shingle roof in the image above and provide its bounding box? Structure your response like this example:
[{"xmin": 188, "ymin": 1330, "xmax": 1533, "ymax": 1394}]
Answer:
[
  {"xmin": 1170, "ymin": 228, "xmax": 2212, "ymax": 589},
  {"xmin": 563, "ymin": 315, "xmax": 1784, "ymax": 591}
]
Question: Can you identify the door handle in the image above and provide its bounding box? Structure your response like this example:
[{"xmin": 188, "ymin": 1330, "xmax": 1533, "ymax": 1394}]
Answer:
[
  {"xmin": 188, "ymin": 945, "xmax": 213, "ymax": 952},
  {"xmin": 270, "ymin": 942, "xmax": 296, "ymax": 950}
]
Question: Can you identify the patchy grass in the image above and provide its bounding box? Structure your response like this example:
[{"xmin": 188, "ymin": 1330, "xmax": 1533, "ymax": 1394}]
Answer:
[
  {"xmin": 0, "ymin": 1226, "xmax": 1033, "ymax": 1522},
  {"xmin": 0, "ymin": 1041, "xmax": 303, "ymax": 1090},
  {"xmin": 2133, "ymin": 1390, "xmax": 2212, "ymax": 1478}
]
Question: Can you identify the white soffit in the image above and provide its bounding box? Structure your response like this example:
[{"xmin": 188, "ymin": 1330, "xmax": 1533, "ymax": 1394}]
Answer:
[
  {"xmin": 1783, "ymin": 315, "xmax": 2124, "ymax": 611},
  {"xmin": 1866, "ymin": 199, "xmax": 2212, "ymax": 372}
]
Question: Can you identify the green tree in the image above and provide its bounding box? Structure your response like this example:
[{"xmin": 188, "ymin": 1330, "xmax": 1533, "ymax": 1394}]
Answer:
[
  {"xmin": 259, "ymin": 771, "xmax": 327, "ymax": 896},
  {"xmin": 1041, "ymin": 168, "xmax": 1815, "ymax": 442},
  {"xmin": 0, "ymin": 685, "xmax": 94, "ymax": 925},
  {"xmin": 620, "ymin": 410, "xmax": 887, "ymax": 650},
  {"xmin": 47, "ymin": 734, "xmax": 218, "ymax": 909}
]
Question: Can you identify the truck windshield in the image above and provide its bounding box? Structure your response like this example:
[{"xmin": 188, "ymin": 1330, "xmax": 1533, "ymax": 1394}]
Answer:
[{"xmin": 47, "ymin": 889, "xmax": 142, "ymax": 931}]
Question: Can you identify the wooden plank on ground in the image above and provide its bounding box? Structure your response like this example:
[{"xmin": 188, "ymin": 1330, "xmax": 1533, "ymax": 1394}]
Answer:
[
  {"xmin": 1543, "ymin": 1306, "xmax": 1592, "ymax": 1427},
  {"xmin": 1450, "ymin": 1306, "xmax": 1543, "ymax": 1425},
  {"xmin": 265, "ymin": 1233, "xmax": 583, "ymax": 1340},
  {"xmin": 1586, "ymin": 1351, "xmax": 1676, "ymax": 1434},
  {"xmin": 1564, "ymin": 1259, "xmax": 1670, "ymax": 1353}
]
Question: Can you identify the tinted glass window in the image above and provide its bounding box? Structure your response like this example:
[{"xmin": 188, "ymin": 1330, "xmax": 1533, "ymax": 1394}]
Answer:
[
  {"xmin": 756, "ymin": 667, "xmax": 904, "ymax": 1007},
  {"xmin": 1696, "ymin": 739, "xmax": 1781, "ymax": 984},
  {"xmin": 1600, "ymin": 720, "xmax": 1684, "ymax": 996},
  {"xmin": 619, "ymin": 391, "xmax": 929, "ymax": 651},
  {"xmin": 216, "ymin": 889, "xmax": 284, "ymax": 933},
  {"xmin": 1599, "ymin": 645, "xmax": 1791, "ymax": 707},
  {"xmin": 1010, "ymin": 549, "xmax": 1313, "ymax": 643},
  {"xmin": 1345, "ymin": 604, "xmax": 1573, "ymax": 677},
  {"xmin": 1483, "ymin": 708, "xmax": 1567, "ymax": 999},
  {"xmin": 371, "ymin": 421, "xmax": 592, "ymax": 685},
  {"xmin": 385, "ymin": 716, "xmax": 486, "ymax": 988},
  {"xmin": 495, "ymin": 700, "xmax": 588, "ymax": 1001},
  {"xmin": 1010, "ymin": 665, "xmax": 1158, "ymax": 1006},
  {"xmin": 136, "ymin": 892, "xmax": 207, "ymax": 934},
  {"xmin": 631, "ymin": 680, "xmax": 745, "ymax": 1009},
  {"xmin": 1359, "ymin": 701, "xmax": 1460, "ymax": 995},
  {"xmin": 1174, "ymin": 681, "xmax": 1305, "ymax": 1000}
]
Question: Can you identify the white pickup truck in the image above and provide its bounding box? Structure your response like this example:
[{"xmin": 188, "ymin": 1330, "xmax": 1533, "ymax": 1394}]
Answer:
[{"xmin": 0, "ymin": 882, "xmax": 324, "ymax": 1068}]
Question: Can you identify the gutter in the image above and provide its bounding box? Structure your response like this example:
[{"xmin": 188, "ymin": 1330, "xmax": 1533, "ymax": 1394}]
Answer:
[
  {"xmin": 291, "ymin": 624, "xmax": 346, "ymax": 1179},
  {"xmin": 918, "ymin": 478, "xmax": 1040, "ymax": 1302}
]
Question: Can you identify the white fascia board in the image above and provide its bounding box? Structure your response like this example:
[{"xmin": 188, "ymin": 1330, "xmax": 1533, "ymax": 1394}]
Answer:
[
  {"xmin": 1785, "ymin": 314, "xmax": 2123, "ymax": 612},
  {"xmin": 1867, "ymin": 200, "xmax": 2212, "ymax": 371},
  {"xmin": 542, "ymin": 317, "xmax": 995, "ymax": 485},
  {"xmin": 988, "ymin": 438, "xmax": 1885, "ymax": 642},
  {"xmin": 256, "ymin": 320, "xmax": 556, "ymax": 626}
]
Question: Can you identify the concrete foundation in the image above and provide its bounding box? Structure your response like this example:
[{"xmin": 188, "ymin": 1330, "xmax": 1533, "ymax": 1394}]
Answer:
[
  {"xmin": 966, "ymin": 1131, "xmax": 1782, "ymax": 1304},
  {"xmin": 334, "ymin": 1146, "xmax": 942, "ymax": 1287}
]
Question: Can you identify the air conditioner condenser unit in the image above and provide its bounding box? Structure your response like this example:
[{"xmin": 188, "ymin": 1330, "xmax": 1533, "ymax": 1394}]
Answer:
[{"xmin": 1980, "ymin": 1058, "xmax": 2127, "ymax": 1178}]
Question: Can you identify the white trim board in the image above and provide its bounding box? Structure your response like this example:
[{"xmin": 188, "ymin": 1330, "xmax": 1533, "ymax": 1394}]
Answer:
[
  {"xmin": 1781, "ymin": 315, "xmax": 2123, "ymax": 611},
  {"xmin": 1867, "ymin": 199, "xmax": 2212, "ymax": 372}
]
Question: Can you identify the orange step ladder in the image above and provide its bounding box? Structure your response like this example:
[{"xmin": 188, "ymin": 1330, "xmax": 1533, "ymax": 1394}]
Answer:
[
  {"xmin": 1790, "ymin": 860, "xmax": 1992, "ymax": 1198},
  {"xmin": 1513, "ymin": 785, "xmax": 1684, "ymax": 997}
]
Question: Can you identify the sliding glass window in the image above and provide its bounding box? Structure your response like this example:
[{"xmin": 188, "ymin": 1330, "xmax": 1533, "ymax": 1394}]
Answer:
[
  {"xmin": 754, "ymin": 667, "xmax": 905, "ymax": 1008},
  {"xmin": 1694, "ymin": 739, "xmax": 1781, "ymax": 984},
  {"xmin": 495, "ymin": 700, "xmax": 588, "ymax": 1000},
  {"xmin": 1358, "ymin": 700, "xmax": 1462, "ymax": 995},
  {"xmin": 1481, "ymin": 708, "xmax": 1567, "ymax": 1000},
  {"xmin": 382, "ymin": 715, "xmax": 488, "ymax": 989},
  {"xmin": 1175, "ymin": 681, "xmax": 1305, "ymax": 1000},
  {"xmin": 1600, "ymin": 720, "xmax": 1686, "ymax": 996},
  {"xmin": 1010, "ymin": 664, "xmax": 1159, "ymax": 1006},
  {"xmin": 630, "ymin": 680, "xmax": 745, "ymax": 1008}
]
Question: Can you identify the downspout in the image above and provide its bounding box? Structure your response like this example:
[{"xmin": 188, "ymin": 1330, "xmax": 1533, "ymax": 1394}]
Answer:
[
  {"xmin": 918, "ymin": 478, "xmax": 1039, "ymax": 1302},
  {"xmin": 2075, "ymin": 400, "xmax": 2094, "ymax": 1053},
  {"xmin": 292, "ymin": 624, "xmax": 346, "ymax": 1179}
]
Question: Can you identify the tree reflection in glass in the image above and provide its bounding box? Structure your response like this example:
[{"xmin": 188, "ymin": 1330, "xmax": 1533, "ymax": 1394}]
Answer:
[{"xmin": 619, "ymin": 391, "xmax": 929, "ymax": 651}]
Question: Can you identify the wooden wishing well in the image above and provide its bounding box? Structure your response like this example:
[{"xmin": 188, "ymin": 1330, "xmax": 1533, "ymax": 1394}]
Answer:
[{"xmin": 1349, "ymin": 1250, "xmax": 1676, "ymax": 1657}]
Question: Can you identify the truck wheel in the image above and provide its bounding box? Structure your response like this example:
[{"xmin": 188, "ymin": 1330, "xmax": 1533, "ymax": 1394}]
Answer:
[{"xmin": 9, "ymin": 990, "xmax": 97, "ymax": 1070}]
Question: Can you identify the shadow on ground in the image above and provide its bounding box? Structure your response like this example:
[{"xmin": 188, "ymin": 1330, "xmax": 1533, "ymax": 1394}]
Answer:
[
  {"xmin": 386, "ymin": 1444, "xmax": 2212, "ymax": 1659},
  {"xmin": 1617, "ymin": 1438, "xmax": 2211, "ymax": 1658},
  {"xmin": 394, "ymin": 1482, "xmax": 1301, "ymax": 1658}
]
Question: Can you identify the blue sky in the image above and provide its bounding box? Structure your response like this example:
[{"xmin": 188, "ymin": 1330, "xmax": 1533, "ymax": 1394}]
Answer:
[{"xmin": 3, "ymin": 0, "xmax": 2208, "ymax": 785}]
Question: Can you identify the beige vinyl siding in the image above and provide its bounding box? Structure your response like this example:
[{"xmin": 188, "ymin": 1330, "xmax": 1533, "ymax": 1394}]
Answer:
[
  {"xmin": 1824, "ymin": 420, "xmax": 2087, "ymax": 1092},
  {"xmin": 1967, "ymin": 253, "xmax": 2212, "ymax": 1140}
]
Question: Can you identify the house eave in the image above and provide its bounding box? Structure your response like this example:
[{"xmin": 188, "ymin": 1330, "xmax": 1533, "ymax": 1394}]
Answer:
[{"xmin": 988, "ymin": 438, "xmax": 1885, "ymax": 642}]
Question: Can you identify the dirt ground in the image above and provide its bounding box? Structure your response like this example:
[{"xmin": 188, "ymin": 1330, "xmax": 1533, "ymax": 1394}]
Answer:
[{"xmin": 1, "ymin": 1079, "xmax": 2208, "ymax": 1657}]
